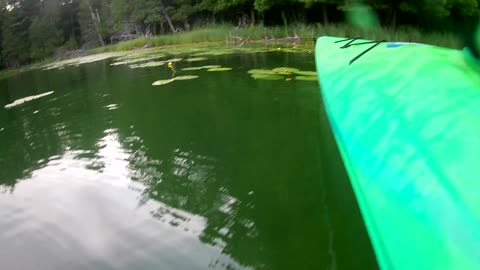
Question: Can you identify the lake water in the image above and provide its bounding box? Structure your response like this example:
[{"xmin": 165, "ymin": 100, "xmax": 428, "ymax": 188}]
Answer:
[{"xmin": 0, "ymin": 44, "xmax": 378, "ymax": 270}]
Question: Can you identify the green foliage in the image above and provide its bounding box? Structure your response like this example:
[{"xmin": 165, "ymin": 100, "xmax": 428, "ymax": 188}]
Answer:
[
  {"xmin": 2, "ymin": 1, "xmax": 33, "ymax": 66},
  {"xmin": 112, "ymin": 0, "xmax": 131, "ymax": 30},
  {"xmin": 0, "ymin": 0, "xmax": 478, "ymax": 69},
  {"xmin": 29, "ymin": 0, "xmax": 62, "ymax": 60}
]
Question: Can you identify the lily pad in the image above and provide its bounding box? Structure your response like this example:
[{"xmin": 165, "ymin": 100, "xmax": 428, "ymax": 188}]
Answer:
[
  {"xmin": 173, "ymin": 75, "xmax": 199, "ymax": 80},
  {"xmin": 152, "ymin": 79, "xmax": 175, "ymax": 86},
  {"xmin": 111, "ymin": 55, "xmax": 164, "ymax": 66},
  {"xmin": 247, "ymin": 69, "xmax": 277, "ymax": 75},
  {"xmin": 295, "ymin": 76, "xmax": 318, "ymax": 81},
  {"xmin": 275, "ymin": 71, "xmax": 293, "ymax": 75},
  {"xmin": 130, "ymin": 61, "xmax": 165, "ymax": 69},
  {"xmin": 272, "ymin": 67, "xmax": 300, "ymax": 73},
  {"xmin": 41, "ymin": 52, "xmax": 127, "ymax": 70},
  {"xmin": 202, "ymin": 65, "xmax": 223, "ymax": 69},
  {"xmin": 164, "ymin": 58, "xmax": 183, "ymax": 63},
  {"xmin": 152, "ymin": 75, "xmax": 199, "ymax": 86},
  {"xmin": 294, "ymin": 71, "xmax": 318, "ymax": 76},
  {"xmin": 251, "ymin": 74, "xmax": 284, "ymax": 80},
  {"xmin": 185, "ymin": 57, "xmax": 208, "ymax": 62},
  {"xmin": 207, "ymin": 67, "xmax": 232, "ymax": 72},
  {"xmin": 182, "ymin": 65, "xmax": 221, "ymax": 71}
]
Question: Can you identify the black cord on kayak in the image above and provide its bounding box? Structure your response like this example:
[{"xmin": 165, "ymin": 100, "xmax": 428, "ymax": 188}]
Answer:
[
  {"xmin": 349, "ymin": 40, "xmax": 385, "ymax": 65},
  {"xmin": 335, "ymin": 38, "xmax": 386, "ymax": 65}
]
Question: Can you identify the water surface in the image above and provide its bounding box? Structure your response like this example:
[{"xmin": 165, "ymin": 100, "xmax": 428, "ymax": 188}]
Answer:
[{"xmin": 0, "ymin": 45, "xmax": 378, "ymax": 270}]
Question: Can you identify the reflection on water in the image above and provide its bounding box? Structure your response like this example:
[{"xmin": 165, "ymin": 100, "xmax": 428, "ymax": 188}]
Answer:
[
  {"xmin": 0, "ymin": 126, "xmax": 248, "ymax": 269},
  {"xmin": 0, "ymin": 49, "xmax": 377, "ymax": 269}
]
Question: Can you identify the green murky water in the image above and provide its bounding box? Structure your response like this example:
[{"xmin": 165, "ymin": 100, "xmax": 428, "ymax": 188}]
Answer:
[{"xmin": 0, "ymin": 45, "xmax": 378, "ymax": 270}]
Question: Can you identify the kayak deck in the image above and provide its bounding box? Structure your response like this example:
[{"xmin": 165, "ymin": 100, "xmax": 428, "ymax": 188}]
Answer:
[{"xmin": 315, "ymin": 36, "xmax": 480, "ymax": 270}]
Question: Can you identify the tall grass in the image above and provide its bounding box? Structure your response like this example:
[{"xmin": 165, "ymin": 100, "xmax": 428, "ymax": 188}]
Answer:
[
  {"xmin": 89, "ymin": 23, "xmax": 461, "ymax": 54},
  {"xmin": 0, "ymin": 69, "xmax": 18, "ymax": 80},
  {"xmin": 229, "ymin": 23, "xmax": 461, "ymax": 48},
  {"xmin": 88, "ymin": 38, "xmax": 148, "ymax": 54}
]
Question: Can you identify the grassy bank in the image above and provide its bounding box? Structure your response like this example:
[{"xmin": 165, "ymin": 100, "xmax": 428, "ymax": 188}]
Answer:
[
  {"xmin": 0, "ymin": 69, "xmax": 18, "ymax": 81},
  {"xmin": 89, "ymin": 23, "xmax": 462, "ymax": 54}
]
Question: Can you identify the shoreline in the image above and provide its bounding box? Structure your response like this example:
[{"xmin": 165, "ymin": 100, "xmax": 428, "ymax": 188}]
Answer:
[{"xmin": 0, "ymin": 23, "xmax": 462, "ymax": 80}]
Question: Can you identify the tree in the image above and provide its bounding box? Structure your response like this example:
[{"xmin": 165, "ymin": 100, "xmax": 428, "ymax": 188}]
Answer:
[
  {"xmin": 215, "ymin": 0, "xmax": 255, "ymax": 25},
  {"xmin": 29, "ymin": 0, "xmax": 63, "ymax": 60},
  {"xmin": 59, "ymin": 0, "xmax": 81, "ymax": 48},
  {"xmin": 1, "ymin": 0, "xmax": 37, "ymax": 67},
  {"xmin": 169, "ymin": 0, "xmax": 198, "ymax": 30},
  {"xmin": 78, "ymin": 0, "xmax": 111, "ymax": 47},
  {"xmin": 112, "ymin": 0, "xmax": 131, "ymax": 31},
  {"xmin": 298, "ymin": 0, "xmax": 342, "ymax": 25},
  {"xmin": 0, "ymin": 2, "xmax": 4, "ymax": 69},
  {"xmin": 130, "ymin": 0, "xmax": 176, "ymax": 34}
]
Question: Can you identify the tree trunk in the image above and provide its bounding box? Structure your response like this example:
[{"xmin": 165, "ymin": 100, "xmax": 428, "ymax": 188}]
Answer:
[
  {"xmin": 94, "ymin": 9, "xmax": 105, "ymax": 46},
  {"xmin": 391, "ymin": 8, "xmax": 397, "ymax": 31},
  {"xmin": 162, "ymin": 10, "xmax": 176, "ymax": 33},
  {"xmin": 84, "ymin": 0, "xmax": 105, "ymax": 46},
  {"xmin": 322, "ymin": 5, "xmax": 328, "ymax": 25},
  {"xmin": 250, "ymin": 8, "xmax": 255, "ymax": 26}
]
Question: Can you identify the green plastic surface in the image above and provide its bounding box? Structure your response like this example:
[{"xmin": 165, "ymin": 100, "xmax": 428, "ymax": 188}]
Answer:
[{"xmin": 315, "ymin": 36, "xmax": 480, "ymax": 270}]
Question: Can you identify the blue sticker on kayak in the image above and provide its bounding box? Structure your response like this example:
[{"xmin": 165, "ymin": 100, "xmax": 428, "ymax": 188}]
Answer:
[{"xmin": 387, "ymin": 42, "xmax": 425, "ymax": 48}]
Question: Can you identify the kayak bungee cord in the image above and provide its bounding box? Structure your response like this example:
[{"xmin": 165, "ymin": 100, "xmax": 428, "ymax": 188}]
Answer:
[{"xmin": 334, "ymin": 38, "xmax": 387, "ymax": 65}]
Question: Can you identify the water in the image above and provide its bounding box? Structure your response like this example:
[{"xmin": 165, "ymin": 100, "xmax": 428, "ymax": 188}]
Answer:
[{"xmin": 0, "ymin": 47, "xmax": 378, "ymax": 270}]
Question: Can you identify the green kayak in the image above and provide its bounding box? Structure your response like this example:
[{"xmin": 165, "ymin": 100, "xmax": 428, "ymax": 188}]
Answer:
[{"xmin": 315, "ymin": 36, "xmax": 480, "ymax": 269}]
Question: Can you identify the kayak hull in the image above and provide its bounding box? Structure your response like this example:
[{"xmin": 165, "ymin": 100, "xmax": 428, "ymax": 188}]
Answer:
[{"xmin": 315, "ymin": 36, "xmax": 480, "ymax": 270}]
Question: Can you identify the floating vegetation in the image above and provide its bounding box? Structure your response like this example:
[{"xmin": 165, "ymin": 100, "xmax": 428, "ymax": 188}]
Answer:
[
  {"xmin": 279, "ymin": 48, "xmax": 305, "ymax": 53},
  {"xmin": 38, "ymin": 43, "xmax": 315, "ymax": 72},
  {"xmin": 247, "ymin": 69, "xmax": 277, "ymax": 75},
  {"xmin": 173, "ymin": 75, "xmax": 199, "ymax": 80},
  {"xmin": 185, "ymin": 57, "xmax": 208, "ymax": 62},
  {"xmin": 152, "ymin": 75, "xmax": 199, "ymax": 86},
  {"xmin": 4, "ymin": 91, "xmax": 54, "ymax": 109},
  {"xmin": 165, "ymin": 58, "xmax": 183, "ymax": 63},
  {"xmin": 272, "ymin": 67, "xmax": 300, "ymax": 73},
  {"xmin": 207, "ymin": 67, "xmax": 232, "ymax": 72},
  {"xmin": 152, "ymin": 79, "xmax": 175, "ymax": 86},
  {"xmin": 115, "ymin": 53, "xmax": 166, "ymax": 61},
  {"xmin": 181, "ymin": 65, "xmax": 221, "ymax": 71},
  {"xmin": 129, "ymin": 61, "xmax": 165, "ymax": 69},
  {"xmin": 41, "ymin": 52, "xmax": 128, "ymax": 70},
  {"xmin": 111, "ymin": 56, "xmax": 181, "ymax": 67},
  {"xmin": 111, "ymin": 55, "xmax": 164, "ymax": 66},
  {"xmin": 295, "ymin": 76, "xmax": 318, "ymax": 81},
  {"xmin": 294, "ymin": 71, "xmax": 317, "ymax": 76},
  {"xmin": 248, "ymin": 67, "xmax": 317, "ymax": 82},
  {"xmin": 251, "ymin": 74, "xmax": 284, "ymax": 80}
]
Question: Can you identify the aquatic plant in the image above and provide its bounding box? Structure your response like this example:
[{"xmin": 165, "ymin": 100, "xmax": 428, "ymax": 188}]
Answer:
[
  {"xmin": 207, "ymin": 67, "xmax": 232, "ymax": 71},
  {"xmin": 4, "ymin": 91, "xmax": 54, "ymax": 109},
  {"xmin": 295, "ymin": 76, "xmax": 318, "ymax": 81},
  {"xmin": 152, "ymin": 75, "xmax": 199, "ymax": 86},
  {"xmin": 181, "ymin": 65, "xmax": 222, "ymax": 71},
  {"xmin": 248, "ymin": 67, "xmax": 317, "ymax": 81}
]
